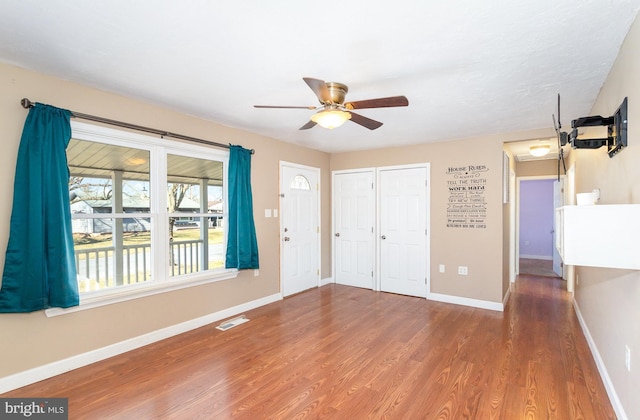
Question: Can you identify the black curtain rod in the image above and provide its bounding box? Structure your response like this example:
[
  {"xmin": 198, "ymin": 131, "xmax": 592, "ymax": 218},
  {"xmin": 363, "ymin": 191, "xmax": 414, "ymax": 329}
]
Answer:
[{"xmin": 20, "ymin": 98, "xmax": 254, "ymax": 154}]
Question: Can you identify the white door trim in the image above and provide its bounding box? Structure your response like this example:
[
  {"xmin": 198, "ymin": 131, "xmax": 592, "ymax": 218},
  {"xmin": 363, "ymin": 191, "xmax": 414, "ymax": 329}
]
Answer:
[
  {"xmin": 515, "ymin": 175, "xmax": 566, "ymax": 282},
  {"xmin": 279, "ymin": 161, "xmax": 321, "ymax": 297}
]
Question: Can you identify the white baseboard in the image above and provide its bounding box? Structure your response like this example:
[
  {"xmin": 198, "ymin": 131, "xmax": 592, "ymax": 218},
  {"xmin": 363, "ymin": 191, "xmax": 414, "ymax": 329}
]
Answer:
[
  {"xmin": 573, "ymin": 300, "xmax": 627, "ymax": 420},
  {"xmin": 0, "ymin": 293, "xmax": 282, "ymax": 394},
  {"xmin": 520, "ymin": 254, "xmax": 552, "ymax": 260},
  {"xmin": 320, "ymin": 277, "xmax": 334, "ymax": 287},
  {"xmin": 427, "ymin": 292, "xmax": 504, "ymax": 312},
  {"xmin": 502, "ymin": 287, "xmax": 511, "ymax": 308}
]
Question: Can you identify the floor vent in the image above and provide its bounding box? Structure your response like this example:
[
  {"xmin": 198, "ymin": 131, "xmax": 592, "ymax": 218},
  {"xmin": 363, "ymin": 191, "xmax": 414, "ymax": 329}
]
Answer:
[{"xmin": 216, "ymin": 315, "xmax": 249, "ymax": 331}]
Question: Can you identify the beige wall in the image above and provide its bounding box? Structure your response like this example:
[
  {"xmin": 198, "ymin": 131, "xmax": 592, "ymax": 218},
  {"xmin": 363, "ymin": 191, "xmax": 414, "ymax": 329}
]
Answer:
[
  {"xmin": 570, "ymin": 14, "xmax": 640, "ymax": 419},
  {"xmin": 0, "ymin": 62, "xmax": 331, "ymax": 378},
  {"xmin": 330, "ymin": 127, "xmax": 550, "ymax": 303},
  {"xmin": 515, "ymin": 158, "xmax": 558, "ymax": 177}
]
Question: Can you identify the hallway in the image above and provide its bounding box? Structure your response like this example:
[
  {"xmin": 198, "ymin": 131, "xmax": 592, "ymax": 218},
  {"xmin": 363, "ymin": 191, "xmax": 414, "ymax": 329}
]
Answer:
[{"xmin": 519, "ymin": 257, "xmax": 559, "ymax": 277}]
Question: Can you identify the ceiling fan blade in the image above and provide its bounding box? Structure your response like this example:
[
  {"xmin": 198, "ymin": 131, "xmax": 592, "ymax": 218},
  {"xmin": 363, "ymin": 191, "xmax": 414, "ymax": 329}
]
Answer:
[
  {"xmin": 348, "ymin": 112, "xmax": 383, "ymax": 130},
  {"xmin": 254, "ymin": 105, "xmax": 316, "ymax": 109},
  {"xmin": 303, "ymin": 77, "xmax": 331, "ymax": 103},
  {"xmin": 299, "ymin": 120, "xmax": 317, "ymax": 130},
  {"xmin": 345, "ymin": 96, "xmax": 409, "ymax": 110}
]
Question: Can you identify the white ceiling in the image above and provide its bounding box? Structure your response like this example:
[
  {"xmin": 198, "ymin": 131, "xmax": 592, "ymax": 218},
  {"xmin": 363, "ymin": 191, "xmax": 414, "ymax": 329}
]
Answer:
[{"xmin": 1, "ymin": 1, "xmax": 639, "ymax": 154}]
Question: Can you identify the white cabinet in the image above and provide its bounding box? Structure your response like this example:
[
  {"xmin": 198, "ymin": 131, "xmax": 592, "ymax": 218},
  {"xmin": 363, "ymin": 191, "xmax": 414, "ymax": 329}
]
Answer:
[{"xmin": 556, "ymin": 204, "xmax": 640, "ymax": 270}]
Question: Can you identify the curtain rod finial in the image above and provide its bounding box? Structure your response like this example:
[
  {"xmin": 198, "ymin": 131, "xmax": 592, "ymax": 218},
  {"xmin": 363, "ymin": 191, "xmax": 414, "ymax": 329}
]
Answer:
[{"xmin": 21, "ymin": 98, "xmax": 33, "ymax": 109}]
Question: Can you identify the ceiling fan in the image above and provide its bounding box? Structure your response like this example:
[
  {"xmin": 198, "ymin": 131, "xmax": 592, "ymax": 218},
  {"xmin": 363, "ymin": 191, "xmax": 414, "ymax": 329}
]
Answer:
[{"xmin": 254, "ymin": 77, "xmax": 409, "ymax": 130}]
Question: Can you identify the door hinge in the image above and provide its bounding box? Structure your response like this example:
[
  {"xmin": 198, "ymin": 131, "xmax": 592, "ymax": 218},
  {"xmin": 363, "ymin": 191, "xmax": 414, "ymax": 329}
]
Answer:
[
  {"xmin": 425, "ymin": 277, "xmax": 427, "ymax": 284},
  {"xmin": 371, "ymin": 182, "xmax": 374, "ymax": 189},
  {"xmin": 425, "ymin": 229, "xmax": 428, "ymax": 235},
  {"xmin": 317, "ymin": 269, "xmax": 320, "ymax": 275},
  {"xmin": 317, "ymin": 226, "xmax": 320, "ymax": 233},
  {"xmin": 372, "ymin": 271, "xmax": 374, "ymax": 277}
]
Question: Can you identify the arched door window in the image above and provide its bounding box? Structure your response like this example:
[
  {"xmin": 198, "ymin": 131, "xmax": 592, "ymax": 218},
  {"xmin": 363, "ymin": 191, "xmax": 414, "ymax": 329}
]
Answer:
[{"xmin": 290, "ymin": 174, "xmax": 311, "ymax": 190}]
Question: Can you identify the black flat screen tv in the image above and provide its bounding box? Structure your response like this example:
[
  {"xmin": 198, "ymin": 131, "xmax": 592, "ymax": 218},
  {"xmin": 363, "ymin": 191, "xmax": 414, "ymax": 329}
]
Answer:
[{"xmin": 608, "ymin": 97, "xmax": 628, "ymax": 158}]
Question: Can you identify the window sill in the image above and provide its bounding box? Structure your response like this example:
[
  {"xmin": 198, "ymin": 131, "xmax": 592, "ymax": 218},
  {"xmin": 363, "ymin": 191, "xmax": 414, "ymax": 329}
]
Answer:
[{"xmin": 45, "ymin": 269, "xmax": 239, "ymax": 317}]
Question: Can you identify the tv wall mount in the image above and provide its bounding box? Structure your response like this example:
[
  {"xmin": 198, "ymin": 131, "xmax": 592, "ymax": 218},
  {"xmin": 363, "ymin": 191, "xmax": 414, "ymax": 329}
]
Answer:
[{"xmin": 555, "ymin": 96, "xmax": 628, "ymax": 158}]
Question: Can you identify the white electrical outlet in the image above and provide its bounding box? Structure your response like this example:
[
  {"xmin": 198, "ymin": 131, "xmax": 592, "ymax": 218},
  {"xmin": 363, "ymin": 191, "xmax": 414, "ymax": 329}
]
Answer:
[
  {"xmin": 254, "ymin": 269, "xmax": 259, "ymax": 277},
  {"xmin": 458, "ymin": 266, "xmax": 468, "ymax": 275},
  {"xmin": 625, "ymin": 345, "xmax": 631, "ymax": 372},
  {"xmin": 439, "ymin": 264, "xmax": 445, "ymax": 273}
]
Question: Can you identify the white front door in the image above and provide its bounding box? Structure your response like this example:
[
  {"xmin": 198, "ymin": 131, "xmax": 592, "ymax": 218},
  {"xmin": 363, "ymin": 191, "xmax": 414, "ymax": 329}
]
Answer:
[
  {"xmin": 333, "ymin": 170, "xmax": 375, "ymax": 289},
  {"xmin": 280, "ymin": 163, "xmax": 320, "ymax": 296},
  {"xmin": 379, "ymin": 166, "xmax": 428, "ymax": 298}
]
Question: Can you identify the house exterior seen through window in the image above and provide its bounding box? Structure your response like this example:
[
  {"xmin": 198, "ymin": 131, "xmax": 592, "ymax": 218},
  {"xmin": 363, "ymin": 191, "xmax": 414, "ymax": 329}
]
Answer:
[{"xmin": 68, "ymin": 126, "xmax": 229, "ymax": 295}]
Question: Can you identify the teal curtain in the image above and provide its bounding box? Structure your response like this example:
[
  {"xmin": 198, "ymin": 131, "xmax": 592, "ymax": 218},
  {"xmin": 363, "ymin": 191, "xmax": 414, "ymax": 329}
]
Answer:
[
  {"xmin": 225, "ymin": 145, "xmax": 259, "ymax": 269},
  {"xmin": 0, "ymin": 104, "xmax": 79, "ymax": 312}
]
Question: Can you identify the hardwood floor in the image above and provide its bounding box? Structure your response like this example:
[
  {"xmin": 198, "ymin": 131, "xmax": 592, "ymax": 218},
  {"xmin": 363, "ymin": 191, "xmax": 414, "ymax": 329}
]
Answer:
[
  {"xmin": 2, "ymin": 275, "xmax": 615, "ymax": 419},
  {"xmin": 519, "ymin": 258, "xmax": 558, "ymax": 278}
]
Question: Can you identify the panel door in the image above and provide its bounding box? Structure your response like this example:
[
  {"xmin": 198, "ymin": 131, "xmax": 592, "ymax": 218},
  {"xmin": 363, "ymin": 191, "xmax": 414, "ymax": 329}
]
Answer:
[
  {"xmin": 280, "ymin": 164, "xmax": 320, "ymax": 296},
  {"xmin": 379, "ymin": 167, "xmax": 427, "ymax": 298},
  {"xmin": 552, "ymin": 178, "xmax": 565, "ymax": 277},
  {"xmin": 334, "ymin": 171, "xmax": 375, "ymax": 289}
]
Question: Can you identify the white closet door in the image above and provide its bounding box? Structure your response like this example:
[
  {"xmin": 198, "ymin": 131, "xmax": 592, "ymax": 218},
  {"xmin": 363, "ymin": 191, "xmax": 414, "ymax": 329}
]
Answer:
[
  {"xmin": 379, "ymin": 167, "xmax": 427, "ymax": 298},
  {"xmin": 334, "ymin": 171, "xmax": 374, "ymax": 289}
]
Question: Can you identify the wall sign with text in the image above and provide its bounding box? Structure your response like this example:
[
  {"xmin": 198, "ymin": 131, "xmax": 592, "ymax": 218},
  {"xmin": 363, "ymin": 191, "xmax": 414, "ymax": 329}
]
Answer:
[{"xmin": 446, "ymin": 164, "xmax": 488, "ymax": 229}]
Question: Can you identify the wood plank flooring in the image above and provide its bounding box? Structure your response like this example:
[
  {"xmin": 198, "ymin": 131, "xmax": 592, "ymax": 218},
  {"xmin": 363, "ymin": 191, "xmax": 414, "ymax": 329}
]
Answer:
[
  {"xmin": 519, "ymin": 258, "xmax": 558, "ymax": 278},
  {"xmin": 1, "ymin": 275, "xmax": 615, "ymax": 419}
]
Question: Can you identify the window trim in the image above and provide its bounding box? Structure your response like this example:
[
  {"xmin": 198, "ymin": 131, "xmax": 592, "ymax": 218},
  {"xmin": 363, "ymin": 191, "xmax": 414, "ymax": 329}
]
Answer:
[
  {"xmin": 47, "ymin": 122, "xmax": 237, "ymax": 317},
  {"xmin": 45, "ymin": 269, "xmax": 238, "ymax": 317}
]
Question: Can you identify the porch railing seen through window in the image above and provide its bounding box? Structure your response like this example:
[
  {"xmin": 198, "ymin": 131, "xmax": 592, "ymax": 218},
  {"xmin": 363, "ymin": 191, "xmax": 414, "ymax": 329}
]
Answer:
[{"xmin": 75, "ymin": 238, "xmax": 223, "ymax": 292}]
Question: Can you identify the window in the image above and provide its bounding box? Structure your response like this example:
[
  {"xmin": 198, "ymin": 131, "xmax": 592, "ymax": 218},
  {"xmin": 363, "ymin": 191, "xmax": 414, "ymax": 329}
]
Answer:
[
  {"xmin": 166, "ymin": 153, "xmax": 225, "ymax": 276},
  {"xmin": 290, "ymin": 174, "xmax": 311, "ymax": 190},
  {"xmin": 66, "ymin": 122, "xmax": 235, "ymax": 303},
  {"xmin": 69, "ymin": 139, "xmax": 152, "ymax": 292}
]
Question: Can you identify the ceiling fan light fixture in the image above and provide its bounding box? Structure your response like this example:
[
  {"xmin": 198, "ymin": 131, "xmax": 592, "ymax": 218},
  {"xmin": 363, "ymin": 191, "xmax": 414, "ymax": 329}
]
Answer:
[
  {"xmin": 310, "ymin": 109, "xmax": 351, "ymax": 129},
  {"xmin": 529, "ymin": 144, "xmax": 551, "ymax": 157}
]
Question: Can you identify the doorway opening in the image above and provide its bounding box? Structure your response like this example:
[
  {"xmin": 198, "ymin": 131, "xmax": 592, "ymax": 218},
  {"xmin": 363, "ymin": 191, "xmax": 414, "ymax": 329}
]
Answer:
[{"xmin": 517, "ymin": 176, "xmax": 564, "ymax": 279}]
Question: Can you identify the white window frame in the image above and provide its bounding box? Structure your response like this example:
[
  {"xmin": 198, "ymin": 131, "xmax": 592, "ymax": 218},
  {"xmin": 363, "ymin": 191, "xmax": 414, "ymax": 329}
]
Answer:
[{"xmin": 46, "ymin": 122, "xmax": 238, "ymax": 317}]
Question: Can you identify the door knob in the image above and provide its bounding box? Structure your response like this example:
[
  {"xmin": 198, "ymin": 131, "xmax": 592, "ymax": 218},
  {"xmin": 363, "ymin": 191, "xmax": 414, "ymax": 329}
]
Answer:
[
  {"xmin": 381, "ymin": 235, "xmax": 386, "ymax": 240},
  {"xmin": 283, "ymin": 237, "xmax": 290, "ymax": 241},
  {"xmin": 335, "ymin": 232, "xmax": 340, "ymax": 237}
]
